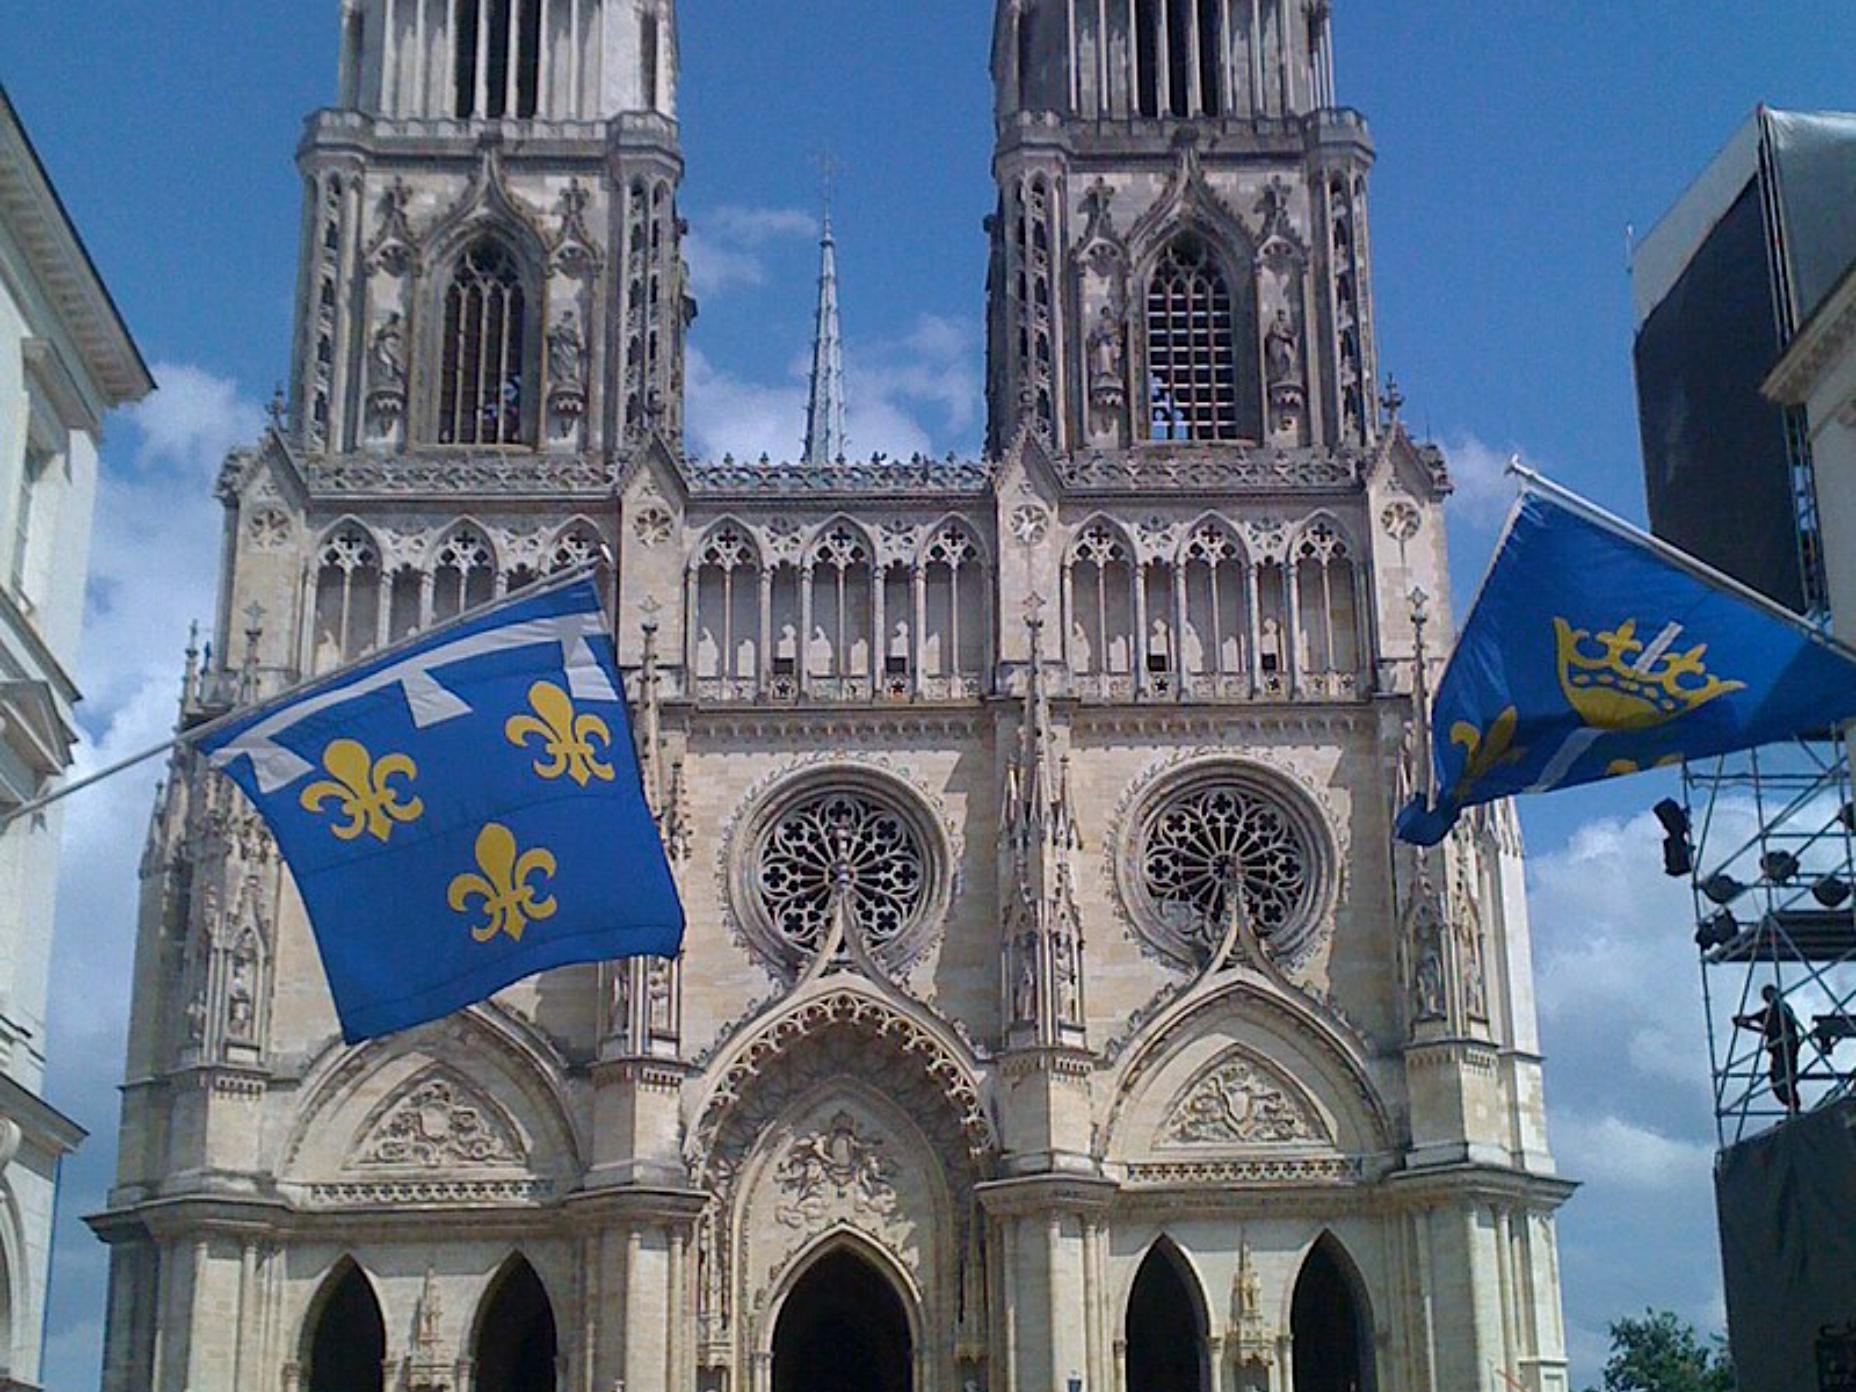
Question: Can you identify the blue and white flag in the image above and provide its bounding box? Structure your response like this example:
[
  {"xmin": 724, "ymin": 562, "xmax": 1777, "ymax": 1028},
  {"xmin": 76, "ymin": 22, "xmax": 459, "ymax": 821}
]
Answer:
[
  {"xmin": 200, "ymin": 578, "xmax": 683, "ymax": 1041},
  {"xmin": 1398, "ymin": 486, "xmax": 1856, "ymax": 847}
]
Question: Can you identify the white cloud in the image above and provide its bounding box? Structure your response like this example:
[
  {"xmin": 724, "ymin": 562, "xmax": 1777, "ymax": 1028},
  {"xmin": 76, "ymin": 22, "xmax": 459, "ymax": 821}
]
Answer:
[
  {"xmin": 1551, "ymin": 1112, "xmax": 1715, "ymax": 1190},
  {"xmin": 1525, "ymin": 803, "xmax": 1737, "ymax": 1375},
  {"xmin": 39, "ymin": 363, "xmax": 262, "ymax": 1392},
  {"xmin": 1441, "ymin": 433, "xmax": 1530, "ymax": 529},
  {"xmin": 685, "ymin": 313, "xmax": 983, "ymax": 464},
  {"xmin": 684, "ymin": 203, "xmax": 819, "ymax": 300}
]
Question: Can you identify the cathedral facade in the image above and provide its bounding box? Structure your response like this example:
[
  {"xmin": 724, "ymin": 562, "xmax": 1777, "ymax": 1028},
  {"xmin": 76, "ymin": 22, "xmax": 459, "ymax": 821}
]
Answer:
[{"xmin": 93, "ymin": 4, "xmax": 1573, "ymax": 1391}]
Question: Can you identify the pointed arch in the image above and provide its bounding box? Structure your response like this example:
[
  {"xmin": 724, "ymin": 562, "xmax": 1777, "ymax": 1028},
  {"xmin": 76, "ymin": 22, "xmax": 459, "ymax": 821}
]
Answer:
[
  {"xmin": 1064, "ymin": 515, "xmax": 1139, "ymax": 684},
  {"xmin": 432, "ymin": 519, "xmax": 499, "ymax": 619},
  {"xmin": 1142, "ymin": 228, "xmax": 1258, "ymax": 443},
  {"xmin": 1290, "ymin": 1232, "xmax": 1377, "ymax": 1392},
  {"xmin": 548, "ymin": 518, "xmax": 604, "ymax": 574},
  {"xmin": 1125, "ymin": 1236, "xmax": 1211, "ymax": 1392},
  {"xmin": 301, "ymin": 1258, "xmax": 386, "ymax": 1392},
  {"xmin": 804, "ymin": 517, "xmax": 878, "ymax": 693},
  {"xmin": 766, "ymin": 1232, "xmax": 920, "ymax": 1392},
  {"xmin": 470, "ymin": 1253, "xmax": 558, "ymax": 1392},
  {"xmin": 918, "ymin": 516, "xmax": 990, "ymax": 689},
  {"xmin": 313, "ymin": 518, "xmax": 385, "ymax": 671},
  {"xmin": 1290, "ymin": 512, "xmax": 1364, "ymax": 691},
  {"xmin": 691, "ymin": 518, "xmax": 765, "ymax": 694},
  {"xmin": 1178, "ymin": 513, "xmax": 1252, "ymax": 684},
  {"xmin": 433, "ymin": 233, "xmax": 536, "ymax": 446}
]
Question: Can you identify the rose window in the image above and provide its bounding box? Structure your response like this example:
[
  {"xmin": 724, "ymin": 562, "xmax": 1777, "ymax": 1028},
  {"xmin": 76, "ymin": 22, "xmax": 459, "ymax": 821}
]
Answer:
[
  {"xmin": 754, "ymin": 790, "xmax": 928, "ymax": 964},
  {"xmin": 1134, "ymin": 777, "xmax": 1321, "ymax": 964}
]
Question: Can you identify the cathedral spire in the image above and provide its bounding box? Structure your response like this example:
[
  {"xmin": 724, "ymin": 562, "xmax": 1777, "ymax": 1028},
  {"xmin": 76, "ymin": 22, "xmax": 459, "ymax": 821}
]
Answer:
[{"xmin": 803, "ymin": 213, "xmax": 848, "ymax": 466}]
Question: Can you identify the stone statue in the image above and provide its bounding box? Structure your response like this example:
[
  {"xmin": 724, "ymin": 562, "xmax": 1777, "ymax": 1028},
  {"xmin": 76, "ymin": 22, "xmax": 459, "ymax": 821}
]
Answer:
[
  {"xmin": 369, "ymin": 312, "xmax": 406, "ymax": 392},
  {"xmin": 1265, "ymin": 308, "xmax": 1300, "ymax": 386},
  {"xmin": 548, "ymin": 310, "xmax": 587, "ymax": 387},
  {"xmin": 1088, "ymin": 306, "xmax": 1125, "ymax": 405}
]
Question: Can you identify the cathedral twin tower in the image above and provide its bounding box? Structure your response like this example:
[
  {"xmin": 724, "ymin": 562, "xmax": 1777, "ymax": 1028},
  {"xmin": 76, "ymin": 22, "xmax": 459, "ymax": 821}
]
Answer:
[{"xmin": 97, "ymin": 5, "xmax": 1574, "ymax": 1392}]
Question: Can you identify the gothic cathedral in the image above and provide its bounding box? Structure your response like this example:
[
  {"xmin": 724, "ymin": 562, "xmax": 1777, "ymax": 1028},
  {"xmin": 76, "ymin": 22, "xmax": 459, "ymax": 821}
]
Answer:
[{"xmin": 94, "ymin": 3, "xmax": 1573, "ymax": 1391}]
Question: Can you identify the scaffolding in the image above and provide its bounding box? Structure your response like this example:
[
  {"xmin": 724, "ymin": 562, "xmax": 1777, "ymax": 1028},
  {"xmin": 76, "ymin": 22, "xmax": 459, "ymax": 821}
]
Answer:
[{"xmin": 1684, "ymin": 734, "xmax": 1856, "ymax": 1146}]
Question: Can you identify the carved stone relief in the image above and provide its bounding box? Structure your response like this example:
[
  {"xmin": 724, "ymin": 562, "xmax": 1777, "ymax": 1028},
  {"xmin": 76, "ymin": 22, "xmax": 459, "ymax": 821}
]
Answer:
[
  {"xmin": 775, "ymin": 1111, "xmax": 900, "ymax": 1228},
  {"xmin": 1160, "ymin": 1047, "xmax": 1328, "ymax": 1147},
  {"xmin": 350, "ymin": 1069, "xmax": 525, "ymax": 1170}
]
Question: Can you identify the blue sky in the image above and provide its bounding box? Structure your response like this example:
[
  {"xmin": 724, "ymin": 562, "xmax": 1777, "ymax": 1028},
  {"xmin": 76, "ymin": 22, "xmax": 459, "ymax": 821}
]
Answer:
[{"xmin": 6, "ymin": 1, "xmax": 1855, "ymax": 1386}]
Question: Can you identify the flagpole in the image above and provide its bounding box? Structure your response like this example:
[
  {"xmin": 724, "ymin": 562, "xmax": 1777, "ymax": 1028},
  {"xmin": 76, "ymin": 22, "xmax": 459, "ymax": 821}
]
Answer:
[
  {"xmin": 1506, "ymin": 460, "xmax": 1856, "ymax": 664},
  {"xmin": 0, "ymin": 561, "xmax": 606, "ymax": 831}
]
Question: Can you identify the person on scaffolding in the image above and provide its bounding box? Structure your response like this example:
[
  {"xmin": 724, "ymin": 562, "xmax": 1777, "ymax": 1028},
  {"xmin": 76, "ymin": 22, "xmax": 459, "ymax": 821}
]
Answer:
[{"xmin": 1734, "ymin": 985, "xmax": 1805, "ymax": 1112}]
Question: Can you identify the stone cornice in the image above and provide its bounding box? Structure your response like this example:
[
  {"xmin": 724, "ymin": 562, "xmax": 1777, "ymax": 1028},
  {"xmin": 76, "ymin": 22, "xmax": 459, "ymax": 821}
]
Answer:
[
  {"xmin": 0, "ymin": 88, "xmax": 152, "ymax": 407},
  {"xmin": 1765, "ymin": 258, "xmax": 1856, "ymax": 407},
  {"xmin": 0, "ymin": 1069, "xmax": 85, "ymax": 1155}
]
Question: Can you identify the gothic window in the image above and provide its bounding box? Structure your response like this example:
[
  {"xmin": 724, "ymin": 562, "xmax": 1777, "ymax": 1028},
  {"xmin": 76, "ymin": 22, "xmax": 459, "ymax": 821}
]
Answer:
[
  {"xmin": 1067, "ymin": 521, "xmax": 1136, "ymax": 682},
  {"xmin": 388, "ymin": 564, "xmax": 423, "ymax": 642},
  {"xmin": 807, "ymin": 523, "xmax": 875, "ymax": 689},
  {"xmin": 624, "ymin": 180, "xmax": 674, "ymax": 437},
  {"xmin": 1181, "ymin": 520, "xmax": 1249, "ymax": 678},
  {"xmin": 453, "ymin": 0, "xmax": 543, "ymax": 119},
  {"xmin": 1133, "ymin": 770, "xmax": 1322, "ymax": 965},
  {"xmin": 752, "ymin": 787, "xmax": 929, "ymax": 970},
  {"xmin": 1011, "ymin": 175, "xmax": 1057, "ymax": 439},
  {"xmin": 1146, "ymin": 234, "xmax": 1249, "ymax": 443},
  {"xmin": 550, "ymin": 524, "xmax": 601, "ymax": 573},
  {"xmin": 693, "ymin": 525, "xmax": 762, "ymax": 691},
  {"xmin": 314, "ymin": 526, "xmax": 383, "ymax": 671},
  {"xmin": 433, "ymin": 526, "xmax": 496, "ymax": 621},
  {"xmin": 1132, "ymin": 0, "xmax": 1226, "ymax": 116},
  {"xmin": 1293, "ymin": 519, "xmax": 1361, "ymax": 686},
  {"xmin": 437, "ymin": 238, "xmax": 530, "ymax": 446},
  {"xmin": 921, "ymin": 523, "xmax": 986, "ymax": 681}
]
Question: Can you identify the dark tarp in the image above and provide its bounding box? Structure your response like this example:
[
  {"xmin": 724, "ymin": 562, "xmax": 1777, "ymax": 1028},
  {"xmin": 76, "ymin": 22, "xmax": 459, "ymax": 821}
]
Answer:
[{"xmin": 1716, "ymin": 1099, "xmax": 1856, "ymax": 1391}]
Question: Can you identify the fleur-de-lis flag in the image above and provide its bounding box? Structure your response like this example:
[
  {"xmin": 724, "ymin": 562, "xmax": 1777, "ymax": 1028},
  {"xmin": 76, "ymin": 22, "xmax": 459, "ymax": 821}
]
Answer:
[
  {"xmin": 1398, "ymin": 485, "xmax": 1856, "ymax": 846},
  {"xmin": 200, "ymin": 579, "xmax": 683, "ymax": 1042}
]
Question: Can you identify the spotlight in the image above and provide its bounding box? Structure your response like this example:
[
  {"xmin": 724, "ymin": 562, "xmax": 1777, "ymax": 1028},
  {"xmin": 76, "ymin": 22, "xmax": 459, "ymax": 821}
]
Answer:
[
  {"xmin": 1761, "ymin": 850, "xmax": 1800, "ymax": 884},
  {"xmin": 1653, "ymin": 799, "xmax": 1693, "ymax": 878},
  {"xmin": 1696, "ymin": 909, "xmax": 1739, "ymax": 951},
  {"xmin": 1814, "ymin": 875, "xmax": 1854, "ymax": 909},
  {"xmin": 1702, "ymin": 872, "xmax": 1745, "ymax": 906}
]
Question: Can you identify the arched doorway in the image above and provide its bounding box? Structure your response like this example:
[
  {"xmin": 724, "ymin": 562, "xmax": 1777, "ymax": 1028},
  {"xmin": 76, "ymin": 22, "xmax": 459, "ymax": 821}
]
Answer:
[
  {"xmin": 473, "ymin": 1257, "xmax": 558, "ymax": 1392},
  {"xmin": 1125, "ymin": 1239, "xmax": 1208, "ymax": 1392},
  {"xmin": 772, "ymin": 1247, "xmax": 913, "ymax": 1392},
  {"xmin": 306, "ymin": 1260, "xmax": 386, "ymax": 1392},
  {"xmin": 1291, "ymin": 1237, "xmax": 1374, "ymax": 1392}
]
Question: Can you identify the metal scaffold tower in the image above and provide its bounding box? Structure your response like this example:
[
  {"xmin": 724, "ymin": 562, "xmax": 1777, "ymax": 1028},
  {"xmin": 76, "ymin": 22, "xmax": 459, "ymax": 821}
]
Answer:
[{"xmin": 1680, "ymin": 734, "xmax": 1856, "ymax": 1145}]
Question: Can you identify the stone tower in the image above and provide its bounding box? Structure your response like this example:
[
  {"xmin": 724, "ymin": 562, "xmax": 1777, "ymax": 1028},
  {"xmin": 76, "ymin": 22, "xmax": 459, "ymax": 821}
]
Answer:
[
  {"xmin": 93, "ymin": 4, "xmax": 1573, "ymax": 1392},
  {"xmin": 988, "ymin": 0, "xmax": 1372, "ymax": 457}
]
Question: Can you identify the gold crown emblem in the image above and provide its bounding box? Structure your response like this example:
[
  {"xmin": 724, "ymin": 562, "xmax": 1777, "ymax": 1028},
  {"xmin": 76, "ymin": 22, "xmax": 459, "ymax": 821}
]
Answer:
[{"xmin": 1554, "ymin": 618, "xmax": 1745, "ymax": 733}]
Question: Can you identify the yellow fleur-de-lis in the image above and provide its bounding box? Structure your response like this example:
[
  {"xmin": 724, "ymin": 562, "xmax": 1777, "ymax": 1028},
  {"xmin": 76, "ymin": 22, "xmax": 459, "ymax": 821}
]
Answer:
[
  {"xmin": 504, "ymin": 681, "xmax": 615, "ymax": 787},
  {"xmin": 1449, "ymin": 705, "xmax": 1524, "ymax": 800},
  {"xmin": 299, "ymin": 739, "xmax": 425, "ymax": 842},
  {"xmin": 447, "ymin": 824, "xmax": 558, "ymax": 944}
]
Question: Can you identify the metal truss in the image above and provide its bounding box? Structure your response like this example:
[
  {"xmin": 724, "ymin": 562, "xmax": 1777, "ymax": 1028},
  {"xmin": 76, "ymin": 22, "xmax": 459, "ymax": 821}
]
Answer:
[{"xmin": 1683, "ymin": 735, "xmax": 1856, "ymax": 1146}]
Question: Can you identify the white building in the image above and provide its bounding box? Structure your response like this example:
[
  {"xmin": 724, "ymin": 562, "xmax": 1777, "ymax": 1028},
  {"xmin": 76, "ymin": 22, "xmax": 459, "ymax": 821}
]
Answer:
[
  {"xmin": 92, "ymin": 5, "xmax": 1571, "ymax": 1392},
  {"xmin": 0, "ymin": 86, "xmax": 152, "ymax": 1390}
]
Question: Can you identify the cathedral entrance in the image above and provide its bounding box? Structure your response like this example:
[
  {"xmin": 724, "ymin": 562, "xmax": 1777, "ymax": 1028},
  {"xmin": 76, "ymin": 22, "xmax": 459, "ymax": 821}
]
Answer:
[
  {"xmin": 306, "ymin": 1261, "xmax": 386, "ymax": 1392},
  {"xmin": 1290, "ymin": 1239, "xmax": 1374, "ymax": 1392},
  {"xmin": 1125, "ymin": 1240, "xmax": 1208, "ymax": 1392},
  {"xmin": 772, "ymin": 1248, "xmax": 913, "ymax": 1392},
  {"xmin": 472, "ymin": 1257, "xmax": 558, "ymax": 1392}
]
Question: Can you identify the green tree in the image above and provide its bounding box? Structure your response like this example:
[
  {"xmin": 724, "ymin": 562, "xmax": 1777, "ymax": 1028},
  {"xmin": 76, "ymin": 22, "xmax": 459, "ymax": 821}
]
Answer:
[{"xmin": 1583, "ymin": 1310, "xmax": 1735, "ymax": 1392}]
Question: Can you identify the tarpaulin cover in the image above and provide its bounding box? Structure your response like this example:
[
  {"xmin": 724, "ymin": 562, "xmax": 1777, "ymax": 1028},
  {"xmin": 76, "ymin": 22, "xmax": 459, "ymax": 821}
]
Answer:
[{"xmin": 1715, "ymin": 1099, "xmax": 1856, "ymax": 1391}]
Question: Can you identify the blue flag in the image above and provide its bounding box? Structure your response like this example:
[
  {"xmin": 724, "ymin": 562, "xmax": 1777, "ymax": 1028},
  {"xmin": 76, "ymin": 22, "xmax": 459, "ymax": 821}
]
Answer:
[
  {"xmin": 199, "ymin": 578, "xmax": 683, "ymax": 1041},
  {"xmin": 1398, "ymin": 487, "xmax": 1856, "ymax": 847}
]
